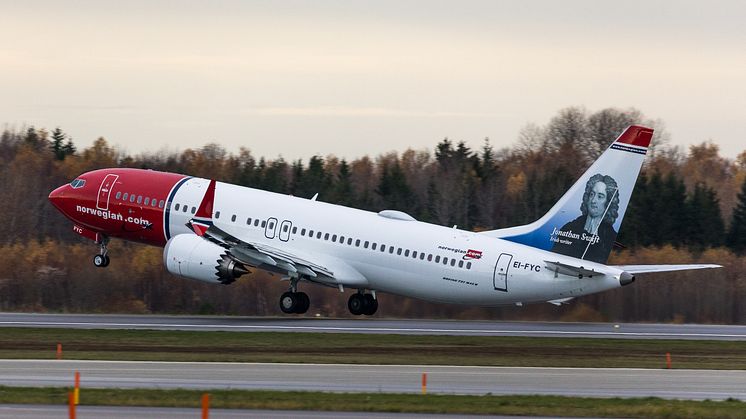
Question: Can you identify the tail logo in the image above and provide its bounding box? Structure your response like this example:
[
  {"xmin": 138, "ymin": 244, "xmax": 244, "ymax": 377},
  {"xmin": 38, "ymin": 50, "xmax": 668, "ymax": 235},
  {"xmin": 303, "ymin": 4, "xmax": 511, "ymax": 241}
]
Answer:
[{"xmin": 550, "ymin": 174, "xmax": 620, "ymax": 262}]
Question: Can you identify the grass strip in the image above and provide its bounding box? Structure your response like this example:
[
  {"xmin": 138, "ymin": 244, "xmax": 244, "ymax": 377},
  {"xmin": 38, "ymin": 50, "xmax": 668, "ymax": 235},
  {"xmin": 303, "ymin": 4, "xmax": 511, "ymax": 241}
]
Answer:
[
  {"xmin": 0, "ymin": 386, "xmax": 744, "ymax": 418},
  {"xmin": 1, "ymin": 327, "xmax": 745, "ymax": 369}
]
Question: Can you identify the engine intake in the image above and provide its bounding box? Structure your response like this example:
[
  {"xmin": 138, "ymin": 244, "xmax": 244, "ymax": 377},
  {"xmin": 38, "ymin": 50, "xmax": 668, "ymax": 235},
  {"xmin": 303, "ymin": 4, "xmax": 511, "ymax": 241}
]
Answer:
[{"xmin": 164, "ymin": 234, "xmax": 248, "ymax": 284}]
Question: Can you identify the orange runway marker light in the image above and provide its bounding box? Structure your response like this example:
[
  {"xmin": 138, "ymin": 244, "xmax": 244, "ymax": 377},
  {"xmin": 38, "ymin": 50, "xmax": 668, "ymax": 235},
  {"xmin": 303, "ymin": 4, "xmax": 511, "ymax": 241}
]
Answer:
[
  {"xmin": 666, "ymin": 352, "xmax": 672, "ymax": 369},
  {"xmin": 56, "ymin": 343, "xmax": 62, "ymax": 360},
  {"xmin": 68, "ymin": 391, "xmax": 76, "ymax": 419},
  {"xmin": 201, "ymin": 393, "xmax": 210, "ymax": 419},
  {"xmin": 74, "ymin": 371, "xmax": 80, "ymax": 405},
  {"xmin": 421, "ymin": 372, "xmax": 427, "ymax": 395}
]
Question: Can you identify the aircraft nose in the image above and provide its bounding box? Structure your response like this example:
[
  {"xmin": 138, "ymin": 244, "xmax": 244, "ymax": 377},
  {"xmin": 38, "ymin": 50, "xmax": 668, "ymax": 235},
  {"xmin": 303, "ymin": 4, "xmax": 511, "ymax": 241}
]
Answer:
[{"xmin": 48, "ymin": 185, "xmax": 67, "ymax": 209}]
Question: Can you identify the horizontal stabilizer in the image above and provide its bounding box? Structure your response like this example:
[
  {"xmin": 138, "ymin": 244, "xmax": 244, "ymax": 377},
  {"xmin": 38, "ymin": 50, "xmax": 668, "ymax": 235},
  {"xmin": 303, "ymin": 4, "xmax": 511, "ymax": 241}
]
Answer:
[
  {"xmin": 612, "ymin": 264, "xmax": 722, "ymax": 274},
  {"xmin": 545, "ymin": 260, "xmax": 603, "ymax": 279}
]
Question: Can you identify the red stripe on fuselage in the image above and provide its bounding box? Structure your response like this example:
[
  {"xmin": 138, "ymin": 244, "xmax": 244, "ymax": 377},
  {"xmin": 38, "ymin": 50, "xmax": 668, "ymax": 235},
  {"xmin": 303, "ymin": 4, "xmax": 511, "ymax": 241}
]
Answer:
[{"xmin": 49, "ymin": 168, "xmax": 187, "ymax": 247}]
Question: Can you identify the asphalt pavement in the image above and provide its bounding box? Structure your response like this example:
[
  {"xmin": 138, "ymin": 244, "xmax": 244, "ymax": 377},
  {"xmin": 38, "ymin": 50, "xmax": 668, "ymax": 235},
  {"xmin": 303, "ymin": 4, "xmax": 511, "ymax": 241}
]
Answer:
[
  {"xmin": 1, "ymin": 312, "xmax": 745, "ymax": 340},
  {"xmin": 2, "ymin": 359, "xmax": 744, "ymax": 400}
]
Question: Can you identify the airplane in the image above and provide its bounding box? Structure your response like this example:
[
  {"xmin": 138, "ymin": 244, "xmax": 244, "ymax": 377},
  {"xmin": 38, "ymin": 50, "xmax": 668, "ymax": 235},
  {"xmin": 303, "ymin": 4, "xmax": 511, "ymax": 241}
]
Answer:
[{"xmin": 48, "ymin": 125, "xmax": 720, "ymax": 315}]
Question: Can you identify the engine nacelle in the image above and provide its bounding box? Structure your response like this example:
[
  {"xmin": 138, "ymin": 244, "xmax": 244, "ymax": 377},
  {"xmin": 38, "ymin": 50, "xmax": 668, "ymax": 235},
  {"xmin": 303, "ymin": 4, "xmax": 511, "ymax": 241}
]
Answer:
[{"xmin": 164, "ymin": 234, "xmax": 248, "ymax": 284}]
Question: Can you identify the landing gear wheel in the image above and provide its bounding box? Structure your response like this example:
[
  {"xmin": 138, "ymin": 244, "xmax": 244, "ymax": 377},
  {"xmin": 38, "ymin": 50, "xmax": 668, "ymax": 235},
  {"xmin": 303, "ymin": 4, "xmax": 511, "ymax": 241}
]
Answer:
[
  {"xmin": 280, "ymin": 292, "xmax": 298, "ymax": 314},
  {"xmin": 93, "ymin": 254, "xmax": 110, "ymax": 268},
  {"xmin": 295, "ymin": 292, "xmax": 310, "ymax": 314},
  {"xmin": 363, "ymin": 294, "xmax": 378, "ymax": 315},
  {"xmin": 348, "ymin": 293, "xmax": 366, "ymax": 316}
]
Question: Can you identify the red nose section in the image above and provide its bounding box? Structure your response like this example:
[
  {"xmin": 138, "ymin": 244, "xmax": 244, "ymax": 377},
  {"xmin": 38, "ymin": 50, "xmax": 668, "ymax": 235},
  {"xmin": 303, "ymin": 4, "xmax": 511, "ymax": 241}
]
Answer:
[{"xmin": 48, "ymin": 185, "xmax": 67, "ymax": 211}]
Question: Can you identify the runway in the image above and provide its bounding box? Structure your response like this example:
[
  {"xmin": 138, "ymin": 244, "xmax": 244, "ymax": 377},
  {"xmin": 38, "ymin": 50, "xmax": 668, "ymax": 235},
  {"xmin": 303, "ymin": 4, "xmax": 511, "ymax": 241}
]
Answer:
[
  {"xmin": 1, "ymin": 313, "xmax": 745, "ymax": 340},
  {"xmin": 0, "ymin": 405, "xmax": 515, "ymax": 419},
  {"xmin": 1, "ymin": 360, "xmax": 744, "ymax": 400}
]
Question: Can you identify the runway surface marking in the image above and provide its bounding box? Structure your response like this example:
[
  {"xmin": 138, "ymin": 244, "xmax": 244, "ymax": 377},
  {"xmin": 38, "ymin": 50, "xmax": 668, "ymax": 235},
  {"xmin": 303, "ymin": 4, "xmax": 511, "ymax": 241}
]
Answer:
[{"xmin": 1, "ymin": 320, "xmax": 744, "ymax": 339}]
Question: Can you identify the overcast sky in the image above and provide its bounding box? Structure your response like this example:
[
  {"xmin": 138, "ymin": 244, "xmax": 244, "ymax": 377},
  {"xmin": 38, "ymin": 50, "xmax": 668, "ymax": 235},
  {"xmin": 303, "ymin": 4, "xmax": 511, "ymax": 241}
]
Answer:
[{"xmin": 1, "ymin": 0, "xmax": 744, "ymax": 161}]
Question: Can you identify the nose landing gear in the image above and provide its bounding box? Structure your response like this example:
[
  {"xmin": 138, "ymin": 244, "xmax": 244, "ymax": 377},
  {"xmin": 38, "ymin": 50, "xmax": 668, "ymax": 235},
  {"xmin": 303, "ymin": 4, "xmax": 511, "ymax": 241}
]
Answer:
[
  {"xmin": 348, "ymin": 291, "xmax": 378, "ymax": 316},
  {"xmin": 93, "ymin": 237, "xmax": 110, "ymax": 268}
]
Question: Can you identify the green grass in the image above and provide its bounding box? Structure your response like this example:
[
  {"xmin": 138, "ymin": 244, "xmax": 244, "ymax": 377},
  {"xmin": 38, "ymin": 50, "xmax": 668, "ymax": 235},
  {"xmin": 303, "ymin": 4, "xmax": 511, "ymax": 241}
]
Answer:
[
  {"xmin": 0, "ymin": 386, "xmax": 744, "ymax": 418},
  {"xmin": 0, "ymin": 327, "xmax": 745, "ymax": 369}
]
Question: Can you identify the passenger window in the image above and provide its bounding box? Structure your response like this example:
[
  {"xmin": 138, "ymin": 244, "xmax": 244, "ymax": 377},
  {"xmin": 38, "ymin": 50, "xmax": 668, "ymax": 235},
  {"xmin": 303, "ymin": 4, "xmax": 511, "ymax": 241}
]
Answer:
[
  {"xmin": 458, "ymin": 260, "xmax": 464, "ymax": 268},
  {"xmin": 116, "ymin": 192, "xmax": 122, "ymax": 199},
  {"xmin": 137, "ymin": 195, "xmax": 142, "ymax": 204},
  {"xmin": 420, "ymin": 253, "xmax": 425, "ymax": 260},
  {"xmin": 261, "ymin": 220, "xmax": 266, "ymax": 227},
  {"xmin": 152, "ymin": 198, "xmax": 157, "ymax": 206},
  {"xmin": 309, "ymin": 230, "xmax": 314, "ymax": 237},
  {"xmin": 412, "ymin": 251, "xmax": 417, "ymax": 258},
  {"xmin": 191, "ymin": 207, "xmax": 196, "ymax": 214},
  {"xmin": 175, "ymin": 203, "xmax": 180, "ymax": 211},
  {"xmin": 324, "ymin": 233, "xmax": 330, "ymax": 240},
  {"xmin": 443, "ymin": 258, "xmax": 448, "ymax": 265},
  {"xmin": 404, "ymin": 249, "xmax": 409, "ymax": 257},
  {"xmin": 231, "ymin": 214, "xmax": 237, "ymax": 222},
  {"xmin": 316, "ymin": 232, "xmax": 322, "ymax": 239},
  {"xmin": 159, "ymin": 200, "xmax": 165, "ymax": 208},
  {"xmin": 466, "ymin": 262, "xmax": 472, "ymax": 269},
  {"xmin": 247, "ymin": 218, "xmax": 252, "ymax": 225},
  {"xmin": 381, "ymin": 245, "xmax": 386, "ymax": 252},
  {"xmin": 144, "ymin": 197, "xmax": 150, "ymax": 205},
  {"xmin": 347, "ymin": 238, "xmax": 352, "ymax": 245},
  {"xmin": 389, "ymin": 247, "xmax": 394, "ymax": 254},
  {"xmin": 355, "ymin": 239, "xmax": 361, "ymax": 247},
  {"xmin": 183, "ymin": 205, "xmax": 188, "ymax": 212},
  {"xmin": 332, "ymin": 234, "xmax": 337, "ymax": 241},
  {"xmin": 435, "ymin": 256, "xmax": 440, "ymax": 263},
  {"xmin": 339, "ymin": 236, "xmax": 345, "ymax": 243},
  {"xmin": 450, "ymin": 259, "xmax": 456, "ymax": 266},
  {"xmin": 301, "ymin": 228, "xmax": 306, "ymax": 236},
  {"xmin": 292, "ymin": 227, "xmax": 297, "ymax": 234},
  {"xmin": 428, "ymin": 254, "xmax": 433, "ymax": 261},
  {"xmin": 254, "ymin": 219, "xmax": 260, "ymax": 227},
  {"xmin": 123, "ymin": 193, "xmax": 129, "ymax": 200},
  {"xmin": 364, "ymin": 241, "xmax": 369, "ymax": 249},
  {"xmin": 129, "ymin": 195, "xmax": 135, "ymax": 203},
  {"xmin": 216, "ymin": 211, "xmax": 221, "ymax": 219},
  {"xmin": 372, "ymin": 243, "xmax": 377, "ymax": 250},
  {"xmin": 397, "ymin": 248, "xmax": 402, "ymax": 255}
]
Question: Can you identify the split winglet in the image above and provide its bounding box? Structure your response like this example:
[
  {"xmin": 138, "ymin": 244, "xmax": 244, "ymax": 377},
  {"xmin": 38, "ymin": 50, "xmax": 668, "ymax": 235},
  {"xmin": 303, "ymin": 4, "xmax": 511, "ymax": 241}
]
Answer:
[{"xmin": 186, "ymin": 179, "xmax": 216, "ymax": 237}]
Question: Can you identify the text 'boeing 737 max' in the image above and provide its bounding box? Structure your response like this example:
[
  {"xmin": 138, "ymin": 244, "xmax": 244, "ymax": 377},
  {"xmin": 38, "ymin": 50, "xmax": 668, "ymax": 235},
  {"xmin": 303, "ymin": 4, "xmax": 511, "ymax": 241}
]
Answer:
[{"xmin": 48, "ymin": 126, "xmax": 720, "ymax": 315}]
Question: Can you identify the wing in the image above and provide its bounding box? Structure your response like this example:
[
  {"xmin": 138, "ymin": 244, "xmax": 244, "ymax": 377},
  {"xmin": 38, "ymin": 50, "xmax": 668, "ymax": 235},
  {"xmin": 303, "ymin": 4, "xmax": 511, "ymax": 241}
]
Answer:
[
  {"xmin": 611, "ymin": 264, "xmax": 722, "ymax": 274},
  {"xmin": 185, "ymin": 180, "xmax": 367, "ymax": 287}
]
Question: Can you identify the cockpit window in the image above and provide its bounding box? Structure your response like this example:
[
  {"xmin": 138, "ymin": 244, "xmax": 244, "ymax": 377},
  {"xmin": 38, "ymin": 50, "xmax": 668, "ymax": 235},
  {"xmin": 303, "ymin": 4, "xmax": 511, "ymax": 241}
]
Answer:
[{"xmin": 70, "ymin": 179, "xmax": 86, "ymax": 189}]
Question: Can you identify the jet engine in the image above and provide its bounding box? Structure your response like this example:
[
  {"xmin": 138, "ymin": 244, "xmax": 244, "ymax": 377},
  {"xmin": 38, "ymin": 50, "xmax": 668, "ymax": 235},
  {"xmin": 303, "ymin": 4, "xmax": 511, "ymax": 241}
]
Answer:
[{"xmin": 164, "ymin": 234, "xmax": 248, "ymax": 284}]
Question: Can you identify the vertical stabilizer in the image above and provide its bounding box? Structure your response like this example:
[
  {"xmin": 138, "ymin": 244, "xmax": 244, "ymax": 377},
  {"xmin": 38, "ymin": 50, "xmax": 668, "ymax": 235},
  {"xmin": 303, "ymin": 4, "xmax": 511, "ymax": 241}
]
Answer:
[{"xmin": 483, "ymin": 125, "xmax": 654, "ymax": 264}]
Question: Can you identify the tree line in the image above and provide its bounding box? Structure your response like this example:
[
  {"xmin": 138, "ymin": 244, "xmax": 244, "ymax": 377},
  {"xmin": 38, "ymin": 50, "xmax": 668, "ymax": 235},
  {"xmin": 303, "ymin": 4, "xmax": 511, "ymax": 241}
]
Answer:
[{"xmin": 2, "ymin": 106, "xmax": 746, "ymax": 322}]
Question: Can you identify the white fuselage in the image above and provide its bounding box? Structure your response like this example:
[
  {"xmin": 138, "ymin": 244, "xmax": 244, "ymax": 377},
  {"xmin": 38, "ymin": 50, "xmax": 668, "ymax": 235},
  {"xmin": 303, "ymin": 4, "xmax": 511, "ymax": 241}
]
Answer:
[{"xmin": 166, "ymin": 178, "xmax": 624, "ymax": 306}]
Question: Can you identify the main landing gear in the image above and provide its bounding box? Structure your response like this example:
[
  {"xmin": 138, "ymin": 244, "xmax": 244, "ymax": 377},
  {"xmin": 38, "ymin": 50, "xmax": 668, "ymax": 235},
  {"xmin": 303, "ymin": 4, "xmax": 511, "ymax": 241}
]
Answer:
[
  {"xmin": 348, "ymin": 291, "xmax": 378, "ymax": 316},
  {"xmin": 279, "ymin": 278, "xmax": 310, "ymax": 314},
  {"xmin": 93, "ymin": 237, "xmax": 110, "ymax": 268},
  {"xmin": 279, "ymin": 291, "xmax": 310, "ymax": 314}
]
